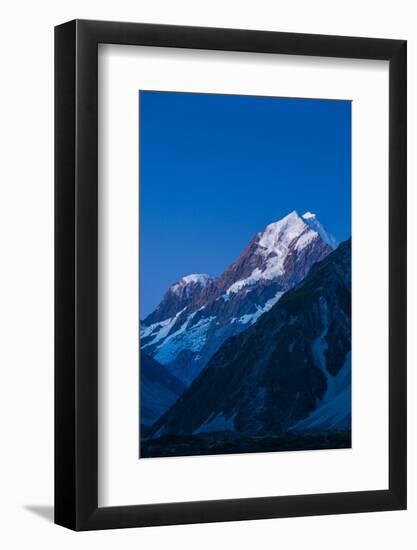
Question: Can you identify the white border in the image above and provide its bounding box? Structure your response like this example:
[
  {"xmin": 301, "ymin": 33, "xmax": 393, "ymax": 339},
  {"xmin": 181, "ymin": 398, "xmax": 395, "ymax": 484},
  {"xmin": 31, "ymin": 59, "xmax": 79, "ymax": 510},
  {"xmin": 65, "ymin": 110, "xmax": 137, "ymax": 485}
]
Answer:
[{"xmin": 98, "ymin": 44, "xmax": 389, "ymax": 507}]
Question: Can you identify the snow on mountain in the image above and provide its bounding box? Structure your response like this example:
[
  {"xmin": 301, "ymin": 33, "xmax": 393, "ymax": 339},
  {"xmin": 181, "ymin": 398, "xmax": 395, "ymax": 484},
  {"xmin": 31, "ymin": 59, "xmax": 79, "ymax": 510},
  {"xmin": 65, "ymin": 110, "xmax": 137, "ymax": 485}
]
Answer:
[
  {"xmin": 231, "ymin": 290, "xmax": 283, "ymax": 326},
  {"xmin": 171, "ymin": 273, "xmax": 212, "ymax": 294},
  {"xmin": 224, "ymin": 211, "xmax": 323, "ymax": 294},
  {"xmin": 302, "ymin": 211, "xmax": 338, "ymax": 250},
  {"xmin": 258, "ymin": 210, "xmax": 311, "ymax": 255},
  {"xmin": 289, "ymin": 353, "xmax": 351, "ymax": 431},
  {"xmin": 153, "ymin": 315, "xmax": 215, "ymax": 365},
  {"xmin": 140, "ymin": 210, "xmax": 334, "ymax": 386},
  {"xmin": 141, "ymin": 308, "xmax": 186, "ymax": 348}
]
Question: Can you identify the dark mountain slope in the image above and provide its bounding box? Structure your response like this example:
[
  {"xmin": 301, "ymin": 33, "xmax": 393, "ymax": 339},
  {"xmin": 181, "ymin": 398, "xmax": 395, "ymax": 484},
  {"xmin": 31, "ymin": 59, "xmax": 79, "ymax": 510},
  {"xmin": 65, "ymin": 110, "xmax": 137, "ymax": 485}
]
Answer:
[{"xmin": 140, "ymin": 352, "xmax": 186, "ymax": 426}]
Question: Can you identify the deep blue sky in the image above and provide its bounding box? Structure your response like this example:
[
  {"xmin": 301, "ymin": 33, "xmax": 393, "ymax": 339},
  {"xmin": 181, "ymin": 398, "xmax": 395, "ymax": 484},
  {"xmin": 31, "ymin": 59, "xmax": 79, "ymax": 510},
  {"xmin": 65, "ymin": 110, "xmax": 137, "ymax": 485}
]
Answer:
[{"xmin": 140, "ymin": 91, "xmax": 351, "ymax": 318}]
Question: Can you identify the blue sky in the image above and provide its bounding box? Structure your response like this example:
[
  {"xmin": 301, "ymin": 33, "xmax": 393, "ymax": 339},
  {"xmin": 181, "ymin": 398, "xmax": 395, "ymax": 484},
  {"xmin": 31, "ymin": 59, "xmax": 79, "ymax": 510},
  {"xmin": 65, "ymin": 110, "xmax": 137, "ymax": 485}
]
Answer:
[{"xmin": 140, "ymin": 91, "xmax": 351, "ymax": 318}]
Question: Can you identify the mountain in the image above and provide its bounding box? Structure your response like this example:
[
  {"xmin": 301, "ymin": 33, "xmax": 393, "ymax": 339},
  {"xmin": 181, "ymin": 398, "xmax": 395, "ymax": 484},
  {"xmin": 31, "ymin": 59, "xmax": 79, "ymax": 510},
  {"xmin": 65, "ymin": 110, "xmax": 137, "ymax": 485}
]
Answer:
[
  {"xmin": 140, "ymin": 211, "xmax": 336, "ymax": 385},
  {"xmin": 140, "ymin": 351, "xmax": 186, "ymax": 426},
  {"xmin": 147, "ymin": 238, "xmax": 351, "ymax": 439}
]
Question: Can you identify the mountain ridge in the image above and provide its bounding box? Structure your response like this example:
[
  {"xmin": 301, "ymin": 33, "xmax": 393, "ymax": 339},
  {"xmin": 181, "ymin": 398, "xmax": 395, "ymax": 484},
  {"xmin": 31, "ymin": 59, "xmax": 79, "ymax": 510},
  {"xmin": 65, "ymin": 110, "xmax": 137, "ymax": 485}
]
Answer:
[{"xmin": 141, "ymin": 211, "xmax": 336, "ymax": 386}]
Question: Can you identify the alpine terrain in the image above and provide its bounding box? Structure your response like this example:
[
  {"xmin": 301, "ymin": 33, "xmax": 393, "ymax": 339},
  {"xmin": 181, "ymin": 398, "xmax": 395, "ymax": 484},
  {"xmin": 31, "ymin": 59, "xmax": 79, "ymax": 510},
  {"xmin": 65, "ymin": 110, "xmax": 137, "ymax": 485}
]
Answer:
[
  {"xmin": 140, "ymin": 211, "xmax": 336, "ymax": 387},
  {"xmin": 142, "ymin": 238, "xmax": 351, "ymax": 457}
]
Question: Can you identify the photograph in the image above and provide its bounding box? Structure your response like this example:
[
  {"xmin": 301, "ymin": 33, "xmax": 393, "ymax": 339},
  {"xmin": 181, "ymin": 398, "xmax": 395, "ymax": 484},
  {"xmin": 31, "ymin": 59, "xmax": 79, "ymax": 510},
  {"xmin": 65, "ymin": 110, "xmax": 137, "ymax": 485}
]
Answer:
[
  {"xmin": 139, "ymin": 90, "xmax": 352, "ymax": 458},
  {"xmin": 0, "ymin": 2, "xmax": 409, "ymax": 543}
]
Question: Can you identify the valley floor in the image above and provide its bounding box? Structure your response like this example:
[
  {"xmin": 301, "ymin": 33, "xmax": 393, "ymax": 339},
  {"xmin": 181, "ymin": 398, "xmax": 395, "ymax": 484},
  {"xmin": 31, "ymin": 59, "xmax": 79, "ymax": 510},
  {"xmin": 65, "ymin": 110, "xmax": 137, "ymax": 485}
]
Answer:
[{"xmin": 140, "ymin": 430, "xmax": 351, "ymax": 458}]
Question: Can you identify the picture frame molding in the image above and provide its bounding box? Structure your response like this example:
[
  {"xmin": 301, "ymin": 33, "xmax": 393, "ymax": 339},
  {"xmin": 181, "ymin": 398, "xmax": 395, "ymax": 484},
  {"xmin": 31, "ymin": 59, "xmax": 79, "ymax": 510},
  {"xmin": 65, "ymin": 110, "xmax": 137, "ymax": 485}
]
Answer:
[{"xmin": 54, "ymin": 19, "xmax": 407, "ymax": 531}]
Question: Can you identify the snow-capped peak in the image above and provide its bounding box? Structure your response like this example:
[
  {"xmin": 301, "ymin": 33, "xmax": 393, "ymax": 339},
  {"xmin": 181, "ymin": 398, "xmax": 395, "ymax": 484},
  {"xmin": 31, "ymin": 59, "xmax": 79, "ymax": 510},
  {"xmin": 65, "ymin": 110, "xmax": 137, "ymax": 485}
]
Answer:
[
  {"xmin": 258, "ymin": 210, "xmax": 306, "ymax": 253},
  {"xmin": 181, "ymin": 274, "xmax": 211, "ymax": 285},
  {"xmin": 170, "ymin": 273, "xmax": 212, "ymax": 294},
  {"xmin": 302, "ymin": 212, "xmax": 338, "ymax": 249},
  {"xmin": 224, "ymin": 211, "xmax": 335, "ymax": 296}
]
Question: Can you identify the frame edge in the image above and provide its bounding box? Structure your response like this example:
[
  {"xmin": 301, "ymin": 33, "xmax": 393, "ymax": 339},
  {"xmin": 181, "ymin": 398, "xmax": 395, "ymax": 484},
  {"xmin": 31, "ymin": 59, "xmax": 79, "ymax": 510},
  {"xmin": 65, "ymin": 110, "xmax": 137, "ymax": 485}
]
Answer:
[
  {"xmin": 388, "ymin": 40, "xmax": 407, "ymax": 510},
  {"xmin": 54, "ymin": 19, "xmax": 77, "ymax": 530},
  {"xmin": 55, "ymin": 19, "xmax": 407, "ymax": 531}
]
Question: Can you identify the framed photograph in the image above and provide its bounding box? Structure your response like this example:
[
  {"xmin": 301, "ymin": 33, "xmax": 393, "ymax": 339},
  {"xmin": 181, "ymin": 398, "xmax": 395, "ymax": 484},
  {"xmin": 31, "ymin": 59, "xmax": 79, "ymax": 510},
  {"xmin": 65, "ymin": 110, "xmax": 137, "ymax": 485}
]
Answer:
[{"xmin": 55, "ymin": 19, "xmax": 406, "ymax": 530}]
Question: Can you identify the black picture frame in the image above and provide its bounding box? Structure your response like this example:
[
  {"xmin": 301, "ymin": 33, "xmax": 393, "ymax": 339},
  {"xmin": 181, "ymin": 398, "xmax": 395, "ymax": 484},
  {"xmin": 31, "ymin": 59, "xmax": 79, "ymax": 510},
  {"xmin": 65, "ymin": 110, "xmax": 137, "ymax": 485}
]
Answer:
[{"xmin": 55, "ymin": 19, "xmax": 407, "ymax": 531}]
